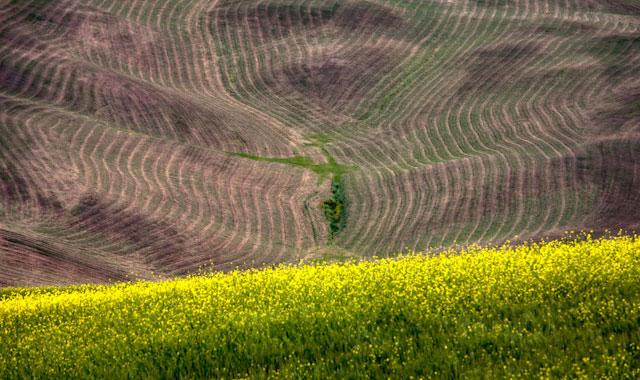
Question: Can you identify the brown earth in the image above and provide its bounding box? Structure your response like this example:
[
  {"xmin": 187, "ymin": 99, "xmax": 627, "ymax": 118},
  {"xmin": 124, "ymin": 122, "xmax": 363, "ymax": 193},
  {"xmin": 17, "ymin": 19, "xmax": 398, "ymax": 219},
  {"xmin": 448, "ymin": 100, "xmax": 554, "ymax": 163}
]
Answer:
[{"xmin": 1, "ymin": 0, "xmax": 639, "ymax": 286}]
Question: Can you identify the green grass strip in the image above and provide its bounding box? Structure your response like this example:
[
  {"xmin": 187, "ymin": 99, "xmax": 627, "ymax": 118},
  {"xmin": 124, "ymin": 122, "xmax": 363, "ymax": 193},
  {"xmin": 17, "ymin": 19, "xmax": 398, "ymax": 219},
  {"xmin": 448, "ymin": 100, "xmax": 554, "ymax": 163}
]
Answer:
[{"xmin": 229, "ymin": 152, "xmax": 351, "ymax": 183}]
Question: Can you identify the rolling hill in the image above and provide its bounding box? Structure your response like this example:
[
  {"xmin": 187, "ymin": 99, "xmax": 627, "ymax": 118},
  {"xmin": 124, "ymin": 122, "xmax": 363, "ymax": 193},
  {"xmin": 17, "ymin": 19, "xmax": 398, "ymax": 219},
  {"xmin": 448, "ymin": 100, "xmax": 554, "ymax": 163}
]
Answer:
[
  {"xmin": 1, "ymin": 0, "xmax": 639, "ymax": 286},
  {"xmin": 2, "ymin": 235, "xmax": 640, "ymax": 378}
]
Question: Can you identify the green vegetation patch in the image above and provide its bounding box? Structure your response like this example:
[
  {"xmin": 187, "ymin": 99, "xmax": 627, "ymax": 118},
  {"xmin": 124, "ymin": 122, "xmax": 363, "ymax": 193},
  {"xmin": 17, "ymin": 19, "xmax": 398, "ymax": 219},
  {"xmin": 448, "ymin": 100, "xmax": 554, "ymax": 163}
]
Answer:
[
  {"xmin": 323, "ymin": 176, "xmax": 347, "ymax": 239},
  {"xmin": 229, "ymin": 152, "xmax": 351, "ymax": 183},
  {"xmin": 231, "ymin": 137, "xmax": 353, "ymax": 241},
  {"xmin": 1, "ymin": 235, "xmax": 640, "ymax": 378}
]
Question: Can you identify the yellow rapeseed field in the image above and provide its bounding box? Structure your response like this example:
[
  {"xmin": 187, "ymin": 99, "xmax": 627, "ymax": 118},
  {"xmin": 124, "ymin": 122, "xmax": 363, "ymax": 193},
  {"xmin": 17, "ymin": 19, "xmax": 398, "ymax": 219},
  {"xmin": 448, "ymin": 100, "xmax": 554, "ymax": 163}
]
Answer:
[{"xmin": 1, "ymin": 234, "xmax": 639, "ymax": 378}]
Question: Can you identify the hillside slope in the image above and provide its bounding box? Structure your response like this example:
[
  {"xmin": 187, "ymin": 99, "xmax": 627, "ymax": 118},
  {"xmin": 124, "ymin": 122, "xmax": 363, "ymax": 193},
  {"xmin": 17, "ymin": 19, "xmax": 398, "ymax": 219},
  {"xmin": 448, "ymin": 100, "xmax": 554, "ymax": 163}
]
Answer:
[
  {"xmin": 1, "ymin": 236, "xmax": 639, "ymax": 378},
  {"xmin": 1, "ymin": 0, "xmax": 640, "ymax": 285}
]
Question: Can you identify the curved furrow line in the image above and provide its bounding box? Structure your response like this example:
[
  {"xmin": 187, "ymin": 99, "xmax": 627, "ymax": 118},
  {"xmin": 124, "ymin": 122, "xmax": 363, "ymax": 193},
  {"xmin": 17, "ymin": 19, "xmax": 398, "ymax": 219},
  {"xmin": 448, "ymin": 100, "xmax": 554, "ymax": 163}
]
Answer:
[
  {"xmin": 529, "ymin": 106, "xmax": 576, "ymax": 234},
  {"xmin": 400, "ymin": 167, "xmax": 436, "ymax": 253},
  {"xmin": 63, "ymin": 129, "xmax": 111, "ymax": 235},
  {"xmin": 320, "ymin": 0, "xmax": 414, "ymax": 114},
  {"xmin": 243, "ymin": 168, "xmax": 291, "ymax": 266},
  {"xmin": 191, "ymin": 1, "xmax": 227, "ymax": 92},
  {"xmin": 62, "ymin": 122, "xmax": 93, "ymax": 198},
  {"xmin": 178, "ymin": 3, "xmax": 233, "ymax": 100},
  {"xmin": 232, "ymin": 164, "xmax": 271, "ymax": 265},
  {"xmin": 579, "ymin": 72, "xmax": 640, "ymax": 226},
  {"xmin": 212, "ymin": 2, "xmax": 279, "ymax": 113},
  {"xmin": 214, "ymin": 0, "xmax": 390, "ymax": 135},
  {"xmin": 257, "ymin": 165, "xmax": 313, "ymax": 265},
  {"xmin": 208, "ymin": 2, "xmax": 321, "ymax": 147},
  {"xmin": 340, "ymin": 4, "xmax": 496, "ymax": 172},
  {"xmin": 337, "ymin": 133, "xmax": 411, "ymax": 250},
  {"xmin": 478, "ymin": 106, "xmax": 528, "ymax": 243},
  {"xmin": 336, "ymin": 170, "xmax": 381, "ymax": 252},
  {"xmin": 449, "ymin": 102, "xmax": 535, "ymax": 247},
  {"xmin": 58, "ymin": 140, "xmax": 201, "ymax": 264},
  {"xmin": 211, "ymin": 161, "xmax": 276, "ymax": 268},
  {"xmin": 112, "ymin": 136, "xmax": 153, "ymax": 224},
  {"xmin": 507, "ymin": 31, "xmax": 635, "ymax": 235},
  {"xmin": 462, "ymin": 154, "xmax": 502, "ymax": 245},
  {"xmin": 173, "ymin": 152, "xmax": 203, "ymax": 231},
  {"xmin": 242, "ymin": 164, "xmax": 281, "ymax": 266},
  {"xmin": 397, "ymin": 124, "xmax": 458, "ymax": 249},
  {"xmin": 551, "ymin": 103, "xmax": 588, "ymax": 229},
  {"xmin": 447, "ymin": 108, "xmax": 507, "ymax": 244},
  {"xmin": 91, "ymin": 128, "xmax": 120, "ymax": 204},
  {"xmin": 193, "ymin": 38, "xmax": 302, "ymax": 157},
  {"xmin": 327, "ymin": 40, "xmax": 401, "ymax": 115},
  {"xmin": 447, "ymin": 149, "xmax": 485, "ymax": 246},
  {"xmin": 428, "ymin": 30, "xmax": 547, "ymax": 159},
  {"xmin": 384, "ymin": 2, "xmax": 568, "ymax": 138},
  {"xmin": 392, "ymin": 160, "xmax": 457, "ymax": 252},
  {"xmin": 287, "ymin": 0, "xmax": 396, "ymax": 121},
  {"xmin": 210, "ymin": 159, "xmax": 263, "ymax": 266},
  {"xmin": 217, "ymin": 1, "xmax": 334, "ymax": 131},
  {"xmin": 169, "ymin": 1, "xmax": 207, "ymax": 90},
  {"xmin": 333, "ymin": 130, "xmax": 436, "ymax": 250},
  {"xmin": 357, "ymin": 165, "xmax": 408, "ymax": 254},
  {"xmin": 355, "ymin": 118, "xmax": 478, "ymax": 250},
  {"xmin": 333, "ymin": 0, "xmax": 422, "ymax": 114},
  {"xmin": 227, "ymin": 1, "xmax": 318, "ymax": 131},
  {"xmin": 516, "ymin": 121, "xmax": 559, "ymax": 238},
  {"xmin": 461, "ymin": 95, "xmax": 534, "ymax": 240},
  {"xmin": 481, "ymin": 108, "xmax": 536, "ymax": 242},
  {"xmin": 443, "ymin": 156, "xmax": 484, "ymax": 248},
  {"xmin": 286, "ymin": 169, "xmax": 317, "ymax": 254},
  {"xmin": 271, "ymin": 182, "xmax": 291, "ymax": 265},
  {"xmin": 0, "ymin": 106, "xmax": 43, "ymax": 221},
  {"xmin": 330, "ymin": 2, "xmax": 480, "ymax": 171},
  {"xmin": 121, "ymin": 136, "xmax": 152, "ymax": 213},
  {"xmin": 134, "ymin": 0, "xmax": 167, "ymax": 83},
  {"xmin": 344, "ymin": 0, "xmax": 460, "ymax": 124},
  {"xmin": 163, "ymin": 0, "xmax": 195, "ymax": 90},
  {"xmin": 149, "ymin": 1, "xmax": 180, "ymax": 89},
  {"xmin": 178, "ymin": 150, "xmax": 212, "ymax": 235},
  {"xmin": 175, "ymin": 154, "xmax": 231, "ymax": 269},
  {"xmin": 495, "ymin": 107, "xmax": 549, "ymax": 242},
  {"xmin": 487, "ymin": 58, "xmax": 578, "ymax": 237},
  {"xmin": 433, "ymin": 159, "xmax": 469, "ymax": 248},
  {"xmin": 129, "ymin": 140, "xmax": 158, "ymax": 221},
  {"xmin": 422, "ymin": 162, "xmax": 454, "ymax": 250},
  {"xmin": 164, "ymin": 147, "xmax": 198, "ymax": 229},
  {"xmin": 201, "ymin": 156, "xmax": 241, "ymax": 256},
  {"xmin": 100, "ymin": 130, "xmax": 128, "ymax": 203},
  {"xmin": 182, "ymin": 0, "xmax": 221, "ymax": 96},
  {"xmin": 330, "ymin": 135, "xmax": 392, "ymax": 245},
  {"xmin": 355, "ymin": 0, "xmax": 487, "ymax": 131},
  {"xmin": 177, "ymin": 186, "xmax": 218, "ymax": 270},
  {"xmin": 2, "ymin": 23, "xmax": 235, "ymax": 150},
  {"xmin": 436, "ymin": 31, "xmax": 576, "ymax": 240},
  {"xmin": 12, "ymin": 118, "xmax": 69, "ymax": 221},
  {"xmin": 146, "ymin": 143, "xmax": 179, "ymax": 224}
]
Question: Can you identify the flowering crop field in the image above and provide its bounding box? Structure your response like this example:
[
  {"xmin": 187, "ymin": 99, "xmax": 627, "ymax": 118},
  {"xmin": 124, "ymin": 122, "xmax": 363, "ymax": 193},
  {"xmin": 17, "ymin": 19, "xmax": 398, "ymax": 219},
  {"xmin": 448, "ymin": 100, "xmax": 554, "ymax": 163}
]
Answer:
[{"xmin": 1, "ymin": 235, "xmax": 640, "ymax": 378}]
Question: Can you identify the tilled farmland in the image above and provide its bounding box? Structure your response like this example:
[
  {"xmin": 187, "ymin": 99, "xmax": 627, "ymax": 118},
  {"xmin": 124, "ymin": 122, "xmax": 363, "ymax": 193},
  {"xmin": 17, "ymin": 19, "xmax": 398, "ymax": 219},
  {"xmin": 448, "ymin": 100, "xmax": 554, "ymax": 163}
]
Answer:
[{"xmin": 1, "ymin": 0, "xmax": 639, "ymax": 286}]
